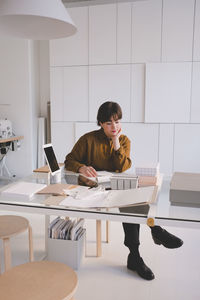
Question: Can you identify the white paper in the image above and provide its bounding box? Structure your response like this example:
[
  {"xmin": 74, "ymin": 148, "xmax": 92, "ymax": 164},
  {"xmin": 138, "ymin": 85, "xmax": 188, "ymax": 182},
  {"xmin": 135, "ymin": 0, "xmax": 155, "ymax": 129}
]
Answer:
[
  {"xmin": 59, "ymin": 186, "xmax": 154, "ymax": 209},
  {"xmin": 1, "ymin": 181, "xmax": 47, "ymax": 200}
]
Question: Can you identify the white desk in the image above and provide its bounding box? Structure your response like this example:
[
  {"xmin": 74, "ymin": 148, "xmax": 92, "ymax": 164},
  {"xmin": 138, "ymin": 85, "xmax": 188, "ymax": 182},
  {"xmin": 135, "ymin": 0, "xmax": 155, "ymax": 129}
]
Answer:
[{"xmin": 0, "ymin": 173, "xmax": 199, "ymax": 259}]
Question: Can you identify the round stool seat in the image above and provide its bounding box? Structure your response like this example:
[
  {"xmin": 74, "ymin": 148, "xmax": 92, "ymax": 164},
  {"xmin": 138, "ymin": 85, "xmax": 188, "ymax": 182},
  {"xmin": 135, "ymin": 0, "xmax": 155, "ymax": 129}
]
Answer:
[
  {"xmin": 0, "ymin": 215, "xmax": 29, "ymax": 239},
  {"xmin": 0, "ymin": 261, "xmax": 78, "ymax": 300}
]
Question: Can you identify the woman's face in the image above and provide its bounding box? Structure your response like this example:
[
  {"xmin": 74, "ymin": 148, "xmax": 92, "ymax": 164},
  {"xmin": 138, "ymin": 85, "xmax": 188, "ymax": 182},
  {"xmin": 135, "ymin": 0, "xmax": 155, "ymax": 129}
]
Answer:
[{"xmin": 100, "ymin": 116, "xmax": 121, "ymax": 138}]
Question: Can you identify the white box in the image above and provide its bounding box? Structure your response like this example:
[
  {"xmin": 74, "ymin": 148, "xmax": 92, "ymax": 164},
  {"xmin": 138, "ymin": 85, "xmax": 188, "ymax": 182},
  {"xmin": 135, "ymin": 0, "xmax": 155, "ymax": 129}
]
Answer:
[
  {"xmin": 124, "ymin": 179, "xmax": 131, "ymax": 190},
  {"xmin": 47, "ymin": 229, "xmax": 85, "ymax": 270},
  {"xmin": 110, "ymin": 178, "xmax": 118, "ymax": 190},
  {"xmin": 117, "ymin": 179, "xmax": 124, "ymax": 190},
  {"xmin": 110, "ymin": 176, "xmax": 138, "ymax": 190}
]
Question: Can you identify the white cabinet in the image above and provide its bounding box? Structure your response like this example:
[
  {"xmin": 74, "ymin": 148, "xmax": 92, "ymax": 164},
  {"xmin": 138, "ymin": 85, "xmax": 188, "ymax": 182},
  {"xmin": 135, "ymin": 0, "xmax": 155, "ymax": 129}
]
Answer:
[
  {"xmin": 50, "ymin": 68, "xmax": 64, "ymax": 121},
  {"xmin": 145, "ymin": 63, "xmax": 192, "ymax": 123},
  {"xmin": 159, "ymin": 124, "xmax": 174, "ymax": 176},
  {"xmin": 191, "ymin": 63, "xmax": 200, "ymax": 123},
  {"xmin": 131, "ymin": 64, "xmax": 145, "ymax": 122},
  {"xmin": 50, "ymin": 7, "xmax": 89, "ymax": 66},
  {"xmin": 193, "ymin": 0, "xmax": 200, "ymax": 61},
  {"xmin": 117, "ymin": 2, "xmax": 131, "ymax": 63},
  {"xmin": 122, "ymin": 123, "xmax": 159, "ymax": 171},
  {"xmin": 89, "ymin": 64, "xmax": 131, "ymax": 122},
  {"xmin": 132, "ymin": 0, "xmax": 162, "ymax": 63},
  {"xmin": 63, "ymin": 66, "xmax": 88, "ymax": 122},
  {"xmin": 75, "ymin": 123, "xmax": 98, "ymax": 142},
  {"xmin": 174, "ymin": 124, "xmax": 200, "ymax": 172},
  {"xmin": 162, "ymin": 0, "xmax": 195, "ymax": 61},
  {"xmin": 51, "ymin": 122, "xmax": 75, "ymax": 162},
  {"xmin": 89, "ymin": 4, "xmax": 117, "ymax": 65}
]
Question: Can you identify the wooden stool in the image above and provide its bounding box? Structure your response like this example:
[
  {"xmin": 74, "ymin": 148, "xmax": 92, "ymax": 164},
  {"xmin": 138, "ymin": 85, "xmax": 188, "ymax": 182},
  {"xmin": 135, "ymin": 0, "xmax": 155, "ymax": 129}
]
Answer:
[
  {"xmin": 0, "ymin": 215, "xmax": 33, "ymax": 273},
  {"xmin": 0, "ymin": 261, "xmax": 78, "ymax": 300}
]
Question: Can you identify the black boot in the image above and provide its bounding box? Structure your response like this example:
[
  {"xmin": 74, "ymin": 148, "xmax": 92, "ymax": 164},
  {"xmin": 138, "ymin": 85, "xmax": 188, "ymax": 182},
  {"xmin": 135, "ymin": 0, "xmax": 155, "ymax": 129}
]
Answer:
[
  {"xmin": 151, "ymin": 226, "xmax": 183, "ymax": 249},
  {"xmin": 127, "ymin": 253, "xmax": 155, "ymax": 280}
]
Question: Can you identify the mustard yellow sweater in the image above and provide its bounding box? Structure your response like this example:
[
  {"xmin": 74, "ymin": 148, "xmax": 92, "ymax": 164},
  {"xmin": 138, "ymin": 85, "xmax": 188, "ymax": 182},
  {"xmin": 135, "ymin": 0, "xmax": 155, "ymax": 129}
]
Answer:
[{"xmin": 64, "ymin": 128, "xmax": 132, "ymax": 173}]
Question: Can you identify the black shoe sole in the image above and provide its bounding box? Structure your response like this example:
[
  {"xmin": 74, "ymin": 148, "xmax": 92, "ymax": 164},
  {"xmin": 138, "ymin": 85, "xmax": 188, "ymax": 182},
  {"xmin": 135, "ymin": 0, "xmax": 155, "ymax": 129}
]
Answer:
[
  {"xmin": 127, "ymin": 264, "xmax": 155, "ymax": 280},
  {"xmin": 153, "ymin": 236, "xmax": 183, "ymax": 249}
]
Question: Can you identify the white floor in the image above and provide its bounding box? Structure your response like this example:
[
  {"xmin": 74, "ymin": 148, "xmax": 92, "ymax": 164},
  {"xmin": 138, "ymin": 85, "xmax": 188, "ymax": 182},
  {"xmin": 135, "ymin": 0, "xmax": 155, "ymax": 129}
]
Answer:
[{"xmin": 0, "ymin": 185, "xmax": 200, "ymax": 300}]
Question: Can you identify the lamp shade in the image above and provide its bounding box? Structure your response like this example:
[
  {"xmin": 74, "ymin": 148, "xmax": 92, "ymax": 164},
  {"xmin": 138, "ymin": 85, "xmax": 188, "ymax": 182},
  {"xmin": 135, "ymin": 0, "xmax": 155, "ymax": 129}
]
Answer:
[{"xmin": 0, "ymin": 0, "xmax": 77, "ymax": 40}]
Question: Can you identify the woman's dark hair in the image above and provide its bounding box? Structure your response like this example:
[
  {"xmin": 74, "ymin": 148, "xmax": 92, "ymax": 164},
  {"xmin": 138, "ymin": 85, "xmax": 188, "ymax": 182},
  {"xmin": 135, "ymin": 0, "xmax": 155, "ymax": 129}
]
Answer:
[{"xmin": 97, "ymin": 101, "xmax": 122, "ymax": 125}]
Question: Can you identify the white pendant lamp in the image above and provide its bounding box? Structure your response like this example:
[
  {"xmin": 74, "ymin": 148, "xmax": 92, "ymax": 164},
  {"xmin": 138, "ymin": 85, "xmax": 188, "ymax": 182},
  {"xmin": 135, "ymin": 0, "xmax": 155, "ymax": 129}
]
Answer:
[{"xmin": 0, "ymin": 0, "xmax": 77, "ymax": 40}]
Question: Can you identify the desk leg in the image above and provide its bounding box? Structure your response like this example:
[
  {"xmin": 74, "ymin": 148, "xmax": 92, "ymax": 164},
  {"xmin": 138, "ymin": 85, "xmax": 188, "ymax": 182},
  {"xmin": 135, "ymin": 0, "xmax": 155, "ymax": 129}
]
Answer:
[
  {"xmin": 28, "ymin": 225, "xmax": 34, "ymax": 262},
  {"xmin": 106, "ymin": 221, "xmax": 110, "ymax": 243},
  {"xmin": 96, "ymin": 220, "xmax": 102, "ymax": 257},
  {"xmin": 3, "ymin": 238, "xmax": 11, "ymax": 271},
  {"xmin": 45, "ymin": 215, "xmax": 50, "ymax": 256}
]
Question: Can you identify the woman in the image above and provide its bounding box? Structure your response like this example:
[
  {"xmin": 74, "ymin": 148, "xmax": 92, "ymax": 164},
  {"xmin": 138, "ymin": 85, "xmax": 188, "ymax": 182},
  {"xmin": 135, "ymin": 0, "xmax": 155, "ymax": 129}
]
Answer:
[{"xmin": 65, "ymin": 101, "xmax": 183, "ymax": 280}]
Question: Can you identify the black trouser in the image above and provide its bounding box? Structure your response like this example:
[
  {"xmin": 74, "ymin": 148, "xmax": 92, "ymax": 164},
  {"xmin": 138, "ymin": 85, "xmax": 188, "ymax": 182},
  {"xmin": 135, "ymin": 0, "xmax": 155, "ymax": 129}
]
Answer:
[
  {"xmin": 122, "ymin": 223, "xmax": 140, "ymax": 250},
  {"xmin": 122, "ymin": 222, "xmax": 162, "ymax": 255}
]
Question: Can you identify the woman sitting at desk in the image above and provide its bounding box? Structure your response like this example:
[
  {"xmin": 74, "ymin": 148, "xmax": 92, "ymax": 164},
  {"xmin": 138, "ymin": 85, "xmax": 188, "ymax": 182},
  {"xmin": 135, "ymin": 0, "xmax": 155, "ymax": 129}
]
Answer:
[{"xmin": 64, "ymin": 101, "xmax": 183, "ymax": 280}]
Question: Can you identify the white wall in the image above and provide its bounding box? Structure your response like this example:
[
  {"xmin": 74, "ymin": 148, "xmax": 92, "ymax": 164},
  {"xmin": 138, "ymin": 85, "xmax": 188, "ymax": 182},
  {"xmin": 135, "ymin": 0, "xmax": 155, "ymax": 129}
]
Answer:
[
  {"xmin": 0, "ymin": 38, "xmax": 40, "ymax": 177},
  {"xmin": 49, "ymin": 0, "xmax": 200, "ymax": 176}
]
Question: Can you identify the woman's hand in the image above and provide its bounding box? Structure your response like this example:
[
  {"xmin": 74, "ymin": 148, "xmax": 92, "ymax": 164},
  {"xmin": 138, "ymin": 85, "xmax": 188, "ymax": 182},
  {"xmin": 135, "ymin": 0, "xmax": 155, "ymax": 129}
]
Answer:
[
  {"xmin": 112, "ymin": 128, "xmax": 122, "ymax": 151},
  {"xmin": 79, "ymin": 165, "xmax": 97, "ymax": 177}
]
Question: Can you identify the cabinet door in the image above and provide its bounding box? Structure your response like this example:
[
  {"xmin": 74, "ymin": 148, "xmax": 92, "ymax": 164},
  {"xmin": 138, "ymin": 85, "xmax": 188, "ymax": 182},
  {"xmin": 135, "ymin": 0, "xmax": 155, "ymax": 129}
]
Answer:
[
  {"xmin": 117, "ymin": 2, "xmax": 131, "ymax": 64},
  {"xmin": 63, "ymin": 66, "xmax": 88, "ymax": 122},
  {"xmin": 193, "ymin": 0, "xmax": 200, "ymax": 61},
  {"xmin": 132, "ymin": 0, "xmax": 162, "ymax": 63},
  {"xmin": 50, "ymin": 68, "xmax": 64, "ymax": 122},
  {"xmin": 131, "ymin": 64, "xmax": 145, "ymax": 122},
  {"xmin": 89, "ymin": 4, "xmax": 117, "ymax": 65},
  {"xmin": 162, "ymin": 0, "xmax": 194, "ymax": 61},
  {"xmin": 191, "ymin": 63, "xmax": 200, "ymax": 122},
  {"xmin": 159, "ymin": 124, "xmax": 174, "ymax": 176},
  {"xmin": 145, "ymin": 63, "xmax": 192, "ymax": 123},
  {"xmin": 51, "ymin": 122, "xmax": 74, "ymax": 162},
  {"xmin": 174, "ymin": 124, "xmax": 200, "ymax": 172},
  {"xmin": 89, "ymin": 65, "xmax": 131, "ymax": 122},
  {"xmin": 122, "ymin": 123, "xmax": 159, "ymax": 172},
  {"xmin": 50, "ymin": 7, "xmax": 89, "ymax": 66}
]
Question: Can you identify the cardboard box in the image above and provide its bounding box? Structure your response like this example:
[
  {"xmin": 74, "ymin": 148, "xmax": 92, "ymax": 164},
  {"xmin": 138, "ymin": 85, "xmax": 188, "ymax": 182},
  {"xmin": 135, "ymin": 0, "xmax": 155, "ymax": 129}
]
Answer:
[{"xmin": 170, "ymin": 172, "xmax": 200, "ymax": 207}]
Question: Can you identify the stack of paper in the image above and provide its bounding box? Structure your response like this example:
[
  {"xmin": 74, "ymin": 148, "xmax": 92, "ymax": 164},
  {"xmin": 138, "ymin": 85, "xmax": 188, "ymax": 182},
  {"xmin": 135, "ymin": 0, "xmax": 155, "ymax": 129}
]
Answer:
[
  {"xmin": 59, "ymin": 186, "xmax": 154, "ymax": 208},
  {"xmin": 1, "ymin": 181, "xmax": 47, "ymax": 200},
  {"xmin": 48, "ymin": 217, "xmax": 85, "ymax": 241}
]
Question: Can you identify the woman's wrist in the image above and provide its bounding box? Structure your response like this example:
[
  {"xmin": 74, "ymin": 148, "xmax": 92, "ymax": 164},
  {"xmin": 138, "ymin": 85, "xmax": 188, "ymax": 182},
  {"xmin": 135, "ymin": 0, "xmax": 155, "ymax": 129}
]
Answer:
[{"xmin": 112, "ymin": 137, "xmax": 120, "ymax": 151}]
